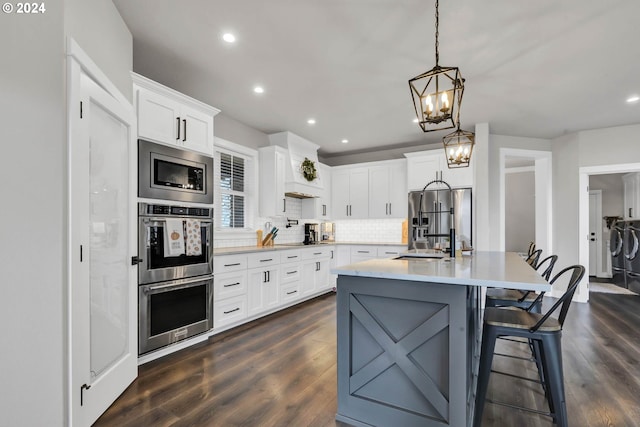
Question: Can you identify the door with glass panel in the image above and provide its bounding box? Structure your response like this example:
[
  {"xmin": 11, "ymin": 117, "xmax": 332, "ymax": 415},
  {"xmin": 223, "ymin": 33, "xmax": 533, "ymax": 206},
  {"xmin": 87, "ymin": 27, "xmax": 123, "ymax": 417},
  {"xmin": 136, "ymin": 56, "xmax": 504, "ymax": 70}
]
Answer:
[{"xmin": 69, "ymin": 62, "xmax": 137, "ymax": 426}]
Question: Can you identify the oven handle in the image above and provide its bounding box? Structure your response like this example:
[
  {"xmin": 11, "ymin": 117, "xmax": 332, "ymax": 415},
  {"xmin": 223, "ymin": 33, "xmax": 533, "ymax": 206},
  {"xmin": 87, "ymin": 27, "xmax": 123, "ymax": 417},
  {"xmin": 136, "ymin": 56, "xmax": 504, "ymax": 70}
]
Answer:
[
  {"xmin": 141, "ymin": 218, "xmax": 213, "ymax": 224},
  {"xmin": 143, "ymin": 276, "xmax": 211, "ymax": 293}
]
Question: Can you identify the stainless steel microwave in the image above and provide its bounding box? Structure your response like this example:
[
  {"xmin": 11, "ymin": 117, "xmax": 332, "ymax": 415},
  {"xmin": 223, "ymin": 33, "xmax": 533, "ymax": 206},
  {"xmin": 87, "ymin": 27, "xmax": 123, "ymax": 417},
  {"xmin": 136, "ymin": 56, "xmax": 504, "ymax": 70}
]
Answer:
[{"xmin": 138, "ymin": 139, "xmax": 213, "ymax": 204}]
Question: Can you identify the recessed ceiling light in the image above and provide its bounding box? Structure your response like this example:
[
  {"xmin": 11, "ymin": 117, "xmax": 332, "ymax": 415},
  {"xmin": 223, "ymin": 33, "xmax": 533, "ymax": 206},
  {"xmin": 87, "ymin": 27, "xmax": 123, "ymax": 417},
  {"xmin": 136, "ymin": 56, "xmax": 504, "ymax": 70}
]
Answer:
[
  {"xmin": 222, "ymin": 33, "xmax": 236, "ymax": 43},
  {"xmin": 341, "ymin": 139, "xmax": 349, "ymax": 144},
  {"xmin": 627, "ymin": 95, "xmax": 639, "ymax": 103},
  {"xmin": 307, "ymin": 119, "xmax": 316, "ymax": 125},
  {"xmin": 413, "ymin": 118, "xmax": 419, "ymax": 123},
  {"xmin": 253, "ymin": 86, "xmax": 264, "ymax": 94}
]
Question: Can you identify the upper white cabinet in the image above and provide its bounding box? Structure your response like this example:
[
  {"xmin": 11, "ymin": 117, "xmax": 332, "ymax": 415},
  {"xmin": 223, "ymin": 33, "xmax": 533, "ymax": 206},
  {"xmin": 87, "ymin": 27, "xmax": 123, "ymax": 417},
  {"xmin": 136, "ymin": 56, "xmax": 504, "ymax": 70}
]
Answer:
[
  {"xmin": 368, "ymin": 160, "xmax": 407, "ymax": 218},
  {"xmin": 623, "ymin": 172, "xmax": 640, "ymax": 219},
  {"xmin": 332, "ymin": 167, "xmax": 369, "ymax": 219},
  {"xmin": 301, "ymin": 163, "xmax": 332, "ymax": 219},
  {"xmin": 259, "ymin": 146, "xmax": 290, "ymax": 217},
  {"xmin": 405, "ymin": 150, "xmax": 474, "ymax": 191},
  {"xmin": 132, "ymin": 73, "xmax": 220, "ymax": 156}
]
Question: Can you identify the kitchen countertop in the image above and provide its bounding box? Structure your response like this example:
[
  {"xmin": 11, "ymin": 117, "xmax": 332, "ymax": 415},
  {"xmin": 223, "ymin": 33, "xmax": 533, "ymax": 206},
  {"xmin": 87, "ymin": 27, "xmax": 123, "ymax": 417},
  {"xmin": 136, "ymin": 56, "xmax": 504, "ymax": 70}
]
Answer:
[
  {"xmin": 213, "ymin": 241, "xmax": 407, "ymax": 256},
  {"xmin": 331, "ymin": 251, "xmax": 550, "ymax": 292}
]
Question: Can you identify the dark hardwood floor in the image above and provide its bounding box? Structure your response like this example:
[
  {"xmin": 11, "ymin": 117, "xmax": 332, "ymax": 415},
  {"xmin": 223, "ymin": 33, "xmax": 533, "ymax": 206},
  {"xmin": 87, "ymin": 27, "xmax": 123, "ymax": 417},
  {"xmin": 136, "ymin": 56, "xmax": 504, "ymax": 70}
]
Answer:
[{"xmin": 95, "ymin": 291, "xmax": 640, "ymax": 427}]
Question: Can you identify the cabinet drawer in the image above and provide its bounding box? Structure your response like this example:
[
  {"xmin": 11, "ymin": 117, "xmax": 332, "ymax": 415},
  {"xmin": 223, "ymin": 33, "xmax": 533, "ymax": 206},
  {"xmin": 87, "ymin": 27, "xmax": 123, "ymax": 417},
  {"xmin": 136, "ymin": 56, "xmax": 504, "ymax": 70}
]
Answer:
[
  {"xmin": 301, "ymin": 246, "xmax": 332, "ymax": 260},
  {"xmin": 350, "ymin": 246, "xmax": 376, "ymax": 257},
  {"xmin": 377, "ymin": 246, "xmax": 406, "ymax": 258},
  {"xmin": 214, "ymin": 271, "xmax": 247, "ymax": 300},
  {"xmin": 280, "ymin": 282, "xmax": 301, "ymax": 304},
  {"xmin": 214, "ymin": 254, "xmax": 247, "ymax": 274},
  {"xmin": 214, "ymin": 295, "xmax": 247, "ymax": 328},
  {"xmin": 280, "ymin": 250, "xmax": 302, "ymax": 264},
  {"xmin": 247, "ymin": 251, "xmax": 280, "ymax": 269},
  {"xmin": 281, "ymin": 263, "xmax": 301, "ymax": 284}
]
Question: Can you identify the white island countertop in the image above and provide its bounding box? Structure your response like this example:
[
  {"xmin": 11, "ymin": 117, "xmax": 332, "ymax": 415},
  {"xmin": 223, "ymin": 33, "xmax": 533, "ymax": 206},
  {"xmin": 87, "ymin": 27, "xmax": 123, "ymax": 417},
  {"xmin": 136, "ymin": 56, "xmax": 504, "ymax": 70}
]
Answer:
[{"xmin": 331, "ymin": 251, "xmax": 550, "ymax": 292}]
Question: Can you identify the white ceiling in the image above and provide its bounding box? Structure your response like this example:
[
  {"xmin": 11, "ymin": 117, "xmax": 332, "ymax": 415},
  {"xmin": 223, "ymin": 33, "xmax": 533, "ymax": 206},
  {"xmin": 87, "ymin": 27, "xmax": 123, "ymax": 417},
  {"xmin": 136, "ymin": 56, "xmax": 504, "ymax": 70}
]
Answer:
[{"xmin": 113, "ymin": 0, "xmax": 640, "ymax": 158}]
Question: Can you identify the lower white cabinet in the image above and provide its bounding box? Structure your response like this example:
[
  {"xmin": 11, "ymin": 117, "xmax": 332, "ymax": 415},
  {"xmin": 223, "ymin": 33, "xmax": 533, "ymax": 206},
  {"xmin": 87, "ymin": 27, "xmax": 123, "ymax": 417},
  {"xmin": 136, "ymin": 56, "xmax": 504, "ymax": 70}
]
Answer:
[
  {"xmin": 247, "ymin": 267, "xmax": 280, "ymax": 316},
  {"xmin": 214, "ymin": 295, "xmax": 248, "ymax": 328},
  {"xmin": 377, "ymin": 246, "xmax": 406, "ymax": 258},
  {"xmin": 350, "ymin": 246, "xmax": 377, "ymax": 264}
]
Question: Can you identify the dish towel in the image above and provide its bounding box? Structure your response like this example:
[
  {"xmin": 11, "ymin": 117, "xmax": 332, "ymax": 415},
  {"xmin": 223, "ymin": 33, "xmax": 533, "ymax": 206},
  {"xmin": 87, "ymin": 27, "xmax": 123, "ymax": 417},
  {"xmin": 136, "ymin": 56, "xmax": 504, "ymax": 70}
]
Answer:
[
  {"xmin": 164, "ymin": 219, "xmax": 185, "ymax": 257},
  {"xmin": 185, "ymin": 219, "xmax": 202, "ymax": 256}
]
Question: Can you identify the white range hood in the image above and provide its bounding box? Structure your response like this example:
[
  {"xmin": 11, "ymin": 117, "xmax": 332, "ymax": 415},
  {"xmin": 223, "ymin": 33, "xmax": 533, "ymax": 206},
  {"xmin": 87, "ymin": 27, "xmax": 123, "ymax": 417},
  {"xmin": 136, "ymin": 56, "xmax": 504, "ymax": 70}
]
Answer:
[{"xmin": 268, "ymin": 131, "xmax": 324, "ymax": 198}]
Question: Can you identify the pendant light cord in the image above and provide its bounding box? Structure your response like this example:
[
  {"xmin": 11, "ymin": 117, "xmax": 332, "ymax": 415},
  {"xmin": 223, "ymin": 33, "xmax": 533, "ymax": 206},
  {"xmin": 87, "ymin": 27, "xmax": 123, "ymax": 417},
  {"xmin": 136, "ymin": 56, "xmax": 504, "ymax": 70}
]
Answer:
[{"xmin": 434, "ymin": 0, "xmax": 439, "ymax": 66}]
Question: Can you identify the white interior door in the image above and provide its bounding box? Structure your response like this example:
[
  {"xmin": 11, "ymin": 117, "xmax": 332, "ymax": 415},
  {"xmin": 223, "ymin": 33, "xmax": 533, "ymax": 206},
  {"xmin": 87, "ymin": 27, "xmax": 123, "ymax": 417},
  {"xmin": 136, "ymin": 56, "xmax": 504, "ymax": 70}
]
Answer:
[
  {"xmin": 70, "ymin": 65, "xmax": 137, "ymax": 426},
  {"xmin": 588, "ymin": 191, "xmax": 602, "ymax": 276}
]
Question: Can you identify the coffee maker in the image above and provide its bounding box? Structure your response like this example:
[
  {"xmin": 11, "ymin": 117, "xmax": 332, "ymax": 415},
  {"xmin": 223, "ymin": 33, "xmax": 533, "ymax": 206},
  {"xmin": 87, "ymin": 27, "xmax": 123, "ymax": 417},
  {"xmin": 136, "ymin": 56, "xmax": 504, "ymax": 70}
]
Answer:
[{"xmin": 304, "ymin": 223, "xmax": 319, "ymax": 245}]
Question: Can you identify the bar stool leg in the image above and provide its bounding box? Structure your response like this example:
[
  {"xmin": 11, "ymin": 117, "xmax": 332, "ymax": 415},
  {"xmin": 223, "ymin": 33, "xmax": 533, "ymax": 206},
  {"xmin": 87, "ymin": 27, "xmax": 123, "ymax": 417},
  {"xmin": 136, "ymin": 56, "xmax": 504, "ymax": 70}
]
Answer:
[
  {"xmin": 474, "ymin": 327, "xmax": 498, "ymax": 427},
  {"xmin": 541, "ymin": 333, "xmax": 567, "ymax": 427},
  {"xmin": 533, "ymin": 339, "xmax": 554, "ymax": 415}
]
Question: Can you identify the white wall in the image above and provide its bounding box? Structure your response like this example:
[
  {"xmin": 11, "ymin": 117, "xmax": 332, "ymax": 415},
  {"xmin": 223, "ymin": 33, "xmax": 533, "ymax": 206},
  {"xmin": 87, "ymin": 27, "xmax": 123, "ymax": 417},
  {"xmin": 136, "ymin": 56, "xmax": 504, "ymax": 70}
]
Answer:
[
  {"xmin": 483, "ymin": 134, "xmax": 552, "ymax": 250},
  {"xmin": 0, "ymin": 2, "xmax": 132, "ymax": 425},
  {"xmin": 65, "ymin": 0, "xmax": 133, "ymax": 100},
  {"xmin": 505, "ymin": 170, "xmax": 536, "ymax": 252},
  {"xmin": 1, "ymin": 5, "xmax": 66, "ymax": 426},
  {"xmin": 553, "ymin": 124, "xmax": 640, "ymax": 300}
]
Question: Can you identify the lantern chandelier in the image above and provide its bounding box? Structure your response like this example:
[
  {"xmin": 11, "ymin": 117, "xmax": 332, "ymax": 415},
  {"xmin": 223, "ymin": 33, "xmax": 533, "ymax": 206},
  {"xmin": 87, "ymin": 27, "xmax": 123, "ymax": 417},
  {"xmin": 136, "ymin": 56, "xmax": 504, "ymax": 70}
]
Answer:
[{"xmin": 408, "ymin": 0, "xmax": 475, "ymax": 168}]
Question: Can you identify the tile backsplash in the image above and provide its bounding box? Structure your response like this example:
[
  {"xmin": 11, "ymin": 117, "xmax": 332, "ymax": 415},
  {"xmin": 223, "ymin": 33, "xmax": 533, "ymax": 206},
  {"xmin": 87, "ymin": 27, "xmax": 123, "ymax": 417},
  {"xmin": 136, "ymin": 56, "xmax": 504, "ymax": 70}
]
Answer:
[
  {"xmin": 213, "ymin": 197, "xmax": 405, "ymax": 248},
  {"xmin": 334, "ymin": 218, "xmax": 404, "ymax": 243}
]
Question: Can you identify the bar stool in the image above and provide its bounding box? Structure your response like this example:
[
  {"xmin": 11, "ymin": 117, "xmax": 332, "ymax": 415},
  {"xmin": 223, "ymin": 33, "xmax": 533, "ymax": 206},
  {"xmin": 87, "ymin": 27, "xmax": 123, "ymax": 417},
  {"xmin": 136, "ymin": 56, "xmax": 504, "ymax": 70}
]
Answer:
[
  {"xmin": 525, "ymin": 248, "xmax": 542, "ymax": 268},
  {"xmin": 474, "ymin": 265, "xmax": 585, "ymax": 427},
  {"xmin": 485, "ymin": 255, "xmax": 558, "ymax": 313}
]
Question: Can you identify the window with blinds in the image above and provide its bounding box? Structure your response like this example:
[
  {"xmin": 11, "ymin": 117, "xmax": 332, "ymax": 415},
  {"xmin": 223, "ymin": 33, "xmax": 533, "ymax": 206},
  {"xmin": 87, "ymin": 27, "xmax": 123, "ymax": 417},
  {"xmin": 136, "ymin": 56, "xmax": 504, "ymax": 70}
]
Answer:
[{"xmin": 219, "ymin": 152, "xmax": 245, "ymax": 228}]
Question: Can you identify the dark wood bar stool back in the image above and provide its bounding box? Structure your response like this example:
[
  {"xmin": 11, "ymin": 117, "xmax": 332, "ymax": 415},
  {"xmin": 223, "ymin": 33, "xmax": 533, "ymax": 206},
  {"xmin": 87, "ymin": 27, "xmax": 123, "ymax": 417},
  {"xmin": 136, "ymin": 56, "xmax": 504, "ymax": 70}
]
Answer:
[{"xmin": 474, "ymin": 264, "xmax": 585, "ymax": 427}]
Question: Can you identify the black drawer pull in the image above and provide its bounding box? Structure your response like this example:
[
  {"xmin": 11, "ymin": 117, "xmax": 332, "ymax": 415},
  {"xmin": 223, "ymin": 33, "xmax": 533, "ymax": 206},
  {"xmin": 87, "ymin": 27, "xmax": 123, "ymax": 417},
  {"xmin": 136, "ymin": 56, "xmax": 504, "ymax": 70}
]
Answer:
[
  {"xmin": 287, "ymin": 255, "xmax": 298, "ymax": 259},
  {"xmin": 357, "ymin": 251, "xmax": 370, "ymax": 253},
  {"xmin": 223, "ymin": 307, "xmax": 240, "ymax": 314},
  {"xmin": 314, "ymin": 252, "xmax": 322, "ymax": 255},
  {"xmin": 224, "ymin": 263, "xmax": 241, "ymax": 267},
  {"xmin": 286, "ymin": 290, "xmax": 298, "ymax": 295},
  {"xmin": 260, "ymin": 258, "xmax": 273, "ymax": 262},
  {"xmin": 223, "ymin": 282, "xmax": 240, "ymax": 288},
  {"xmin": 286, "ymin": 270, "xmax": 298, "ymax": 275}
]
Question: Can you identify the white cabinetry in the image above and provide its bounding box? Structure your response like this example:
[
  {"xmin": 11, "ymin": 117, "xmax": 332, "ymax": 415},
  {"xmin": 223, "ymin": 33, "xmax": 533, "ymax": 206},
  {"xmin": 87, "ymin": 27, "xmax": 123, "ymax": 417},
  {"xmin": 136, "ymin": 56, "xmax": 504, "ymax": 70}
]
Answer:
[
  {"xmin": 350, "ymin": 246, "xmax": 378, "ymax": 264},
  {"xmin": 300, "ymin": 246, "xmax": 333, "ymax": 296},
  {"xmin": 132, "ymin": 73, "xmax": 219, "ymax": 155},
  {"xmin": 247, "ymin": 252, "xmax": 281, "ymax": 316},
  {"xmin": 259, "ymin": 146, "xmax": 289, "ymax": 217},
  {"xmin": 368, "ymin": 160, "xmax": 407, "ymax": 218},
  {"xmin": 302, "ymin": 163, "xmax": 332, "ymax": 219},
  {"xmin": 213, "ymin": 255, "xmax": 249, "ymax": 328},
  {"xmin": 405, "ymin": 150, "xmax": 473, "ymax": 191},
  {"xmin": 280, "ymin": 252, "xmax": 302, "ymax": 304},
  {"xmin": 623, "ymin": 173, "xmax": 640, "ymax": 219},
  {"xmin": 332, "ymin": 167, "xmax": 369, "ymax": 219},
  {"xmin": 377, "ymin": 246, "xmax": 406, "ymax": 258}
]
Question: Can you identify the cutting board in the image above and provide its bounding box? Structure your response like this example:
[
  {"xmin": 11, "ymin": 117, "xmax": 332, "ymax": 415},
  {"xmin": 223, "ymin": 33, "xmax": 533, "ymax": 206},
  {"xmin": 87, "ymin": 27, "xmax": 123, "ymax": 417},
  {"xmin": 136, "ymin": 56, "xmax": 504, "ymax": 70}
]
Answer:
[
  {"xmin": 401, "ymin": 219, "xmax": 408, "ymax": 244},
  {"xmin": 257, "ymin": 230, "xmax": 263, "ymax": 247}
]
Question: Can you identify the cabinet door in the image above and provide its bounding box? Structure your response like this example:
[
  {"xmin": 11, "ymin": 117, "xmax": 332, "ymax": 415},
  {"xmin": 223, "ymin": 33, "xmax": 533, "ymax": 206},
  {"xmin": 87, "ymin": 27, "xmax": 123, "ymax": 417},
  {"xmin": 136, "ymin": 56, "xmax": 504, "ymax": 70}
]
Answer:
[
  {"xmin": 180, "ymin": 106, "xmax": 213, "ymax": 155},
  {"xmin": 332, "ymin": 169, "xmax": 351, "ymax": 219},
  {"xmin": 248, "ymin": 268, "xmax": 279, "ymax": 316},
  {"xmin": 259, "ymin": 147, "xmax": 287, "ymax": 217},
  {"xmin": 316, "ymin": 259, "xmax": 331, "ymax": 291},
  {"xmin": 623, "ymin": 174, "xmax": 638, "ymax": 219},
  {"xmin": 137, "ymin": 89, "xmax": 181, "ymax": 146},
  {"xmin": 301, "ymin": 261, "xmax": 318, "ymax": 296},
  {"xmin": 407, "ymin": 152, "xmax": 441, "ymax": 191},
  {"xmin": 442, "ymin": 160, "xmax": 474, "ymax": 189},
  {"xmin": 368, "ymin": 165, "xmax": 392, "ymax": 218},
  {"xmin": 349, "ymin": 168, "xmax": 369, "ymax": 218},
  {"xmin": 388, "ymin": 162, "xmax": 407, "ymax": 218}
]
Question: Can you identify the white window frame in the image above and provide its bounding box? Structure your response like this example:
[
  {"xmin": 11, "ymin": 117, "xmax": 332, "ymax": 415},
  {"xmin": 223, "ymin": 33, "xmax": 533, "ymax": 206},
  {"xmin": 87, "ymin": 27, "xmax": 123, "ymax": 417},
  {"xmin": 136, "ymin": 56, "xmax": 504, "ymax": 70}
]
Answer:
[{"xmin": 214, "ymin": 137, "xmax": 258, "ymax": 239}]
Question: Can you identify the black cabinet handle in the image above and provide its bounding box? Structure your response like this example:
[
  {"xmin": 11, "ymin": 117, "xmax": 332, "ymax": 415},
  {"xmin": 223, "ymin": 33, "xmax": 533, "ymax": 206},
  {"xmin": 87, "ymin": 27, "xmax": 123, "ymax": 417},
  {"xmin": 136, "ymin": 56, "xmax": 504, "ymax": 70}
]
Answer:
[
  {"xmin": 224, "ymin": 307, "xmax": 240, "ymax": 314},
  {"xmin": 224, "ymin": 263, "xmax": 241, "ymax": 267},
  {"xmin": 357, "ymin": 250, "xmax": 370, "ymax": 254},
  {"xmin": 314, "ymin": 252, "xmax": 322, "ymax": 255},
  {"xmin": 283, "ymin": 198, "xmax": 286, "ymax": 212},
  {"xmin": 287, "ymin": 255, "xmax": 298, "ymax": 259},
  {"xmin": 260, "ymin": 258, "xmax": 273, "ymax": 262},
  {"xmin": 286, "ymin": 290, "xmax": 298, "ymax": 295},
  {"xmin": 286, "ymin": 270, "xmax": 298, "ymax": 275},
  {"xmin": 182, "ymin": 119, "xmax": 187, "ymax": 141},
  {"xmin": 176, "ymin": 117, "xmax": 180, "ymax": 140},
  {"xmin": 323, "ymin": 204, "xmax": 326, "ymax": 216},
  {"xmin": 223, "ymin": 282, "xmax": 240, "ymax": 288}
]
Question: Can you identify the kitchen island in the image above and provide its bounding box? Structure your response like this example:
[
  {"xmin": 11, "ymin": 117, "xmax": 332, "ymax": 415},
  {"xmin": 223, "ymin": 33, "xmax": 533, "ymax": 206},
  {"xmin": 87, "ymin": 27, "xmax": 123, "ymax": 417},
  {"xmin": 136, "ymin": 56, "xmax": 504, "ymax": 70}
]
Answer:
[{"xmin": 331, "ymin": 252, "xmax": 550, "ymax": 427}]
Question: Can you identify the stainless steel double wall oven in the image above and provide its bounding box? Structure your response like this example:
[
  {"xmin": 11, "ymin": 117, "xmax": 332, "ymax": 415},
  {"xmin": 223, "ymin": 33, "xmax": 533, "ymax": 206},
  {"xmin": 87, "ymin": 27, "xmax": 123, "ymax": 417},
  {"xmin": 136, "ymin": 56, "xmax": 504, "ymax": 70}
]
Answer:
[{"xmin": 137, "ymin": 139, "xmax": 215, "ymax": 355}]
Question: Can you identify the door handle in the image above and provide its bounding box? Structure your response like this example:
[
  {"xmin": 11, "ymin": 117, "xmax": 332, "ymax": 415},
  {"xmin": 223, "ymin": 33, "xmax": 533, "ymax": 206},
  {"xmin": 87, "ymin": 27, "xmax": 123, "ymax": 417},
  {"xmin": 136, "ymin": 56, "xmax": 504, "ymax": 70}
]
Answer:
[
  {"xmin": 176, "ymin": 117, "xmax": 180, "ymax": 140},
  {"xmin": 131, "ymin": 256, "xmax": 143, "ymax": 265},
  {"xmin": 182, "ymin": 119, "xmax": 187, "ymax": 142}
]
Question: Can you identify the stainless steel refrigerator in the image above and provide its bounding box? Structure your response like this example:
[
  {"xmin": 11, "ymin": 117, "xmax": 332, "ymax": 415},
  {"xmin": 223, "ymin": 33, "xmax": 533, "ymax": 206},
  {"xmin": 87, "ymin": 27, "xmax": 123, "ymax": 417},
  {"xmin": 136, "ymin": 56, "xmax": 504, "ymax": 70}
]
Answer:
[{"xmin": 408, "ymin": 187, "xmax": 472, "ymax": 251}]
